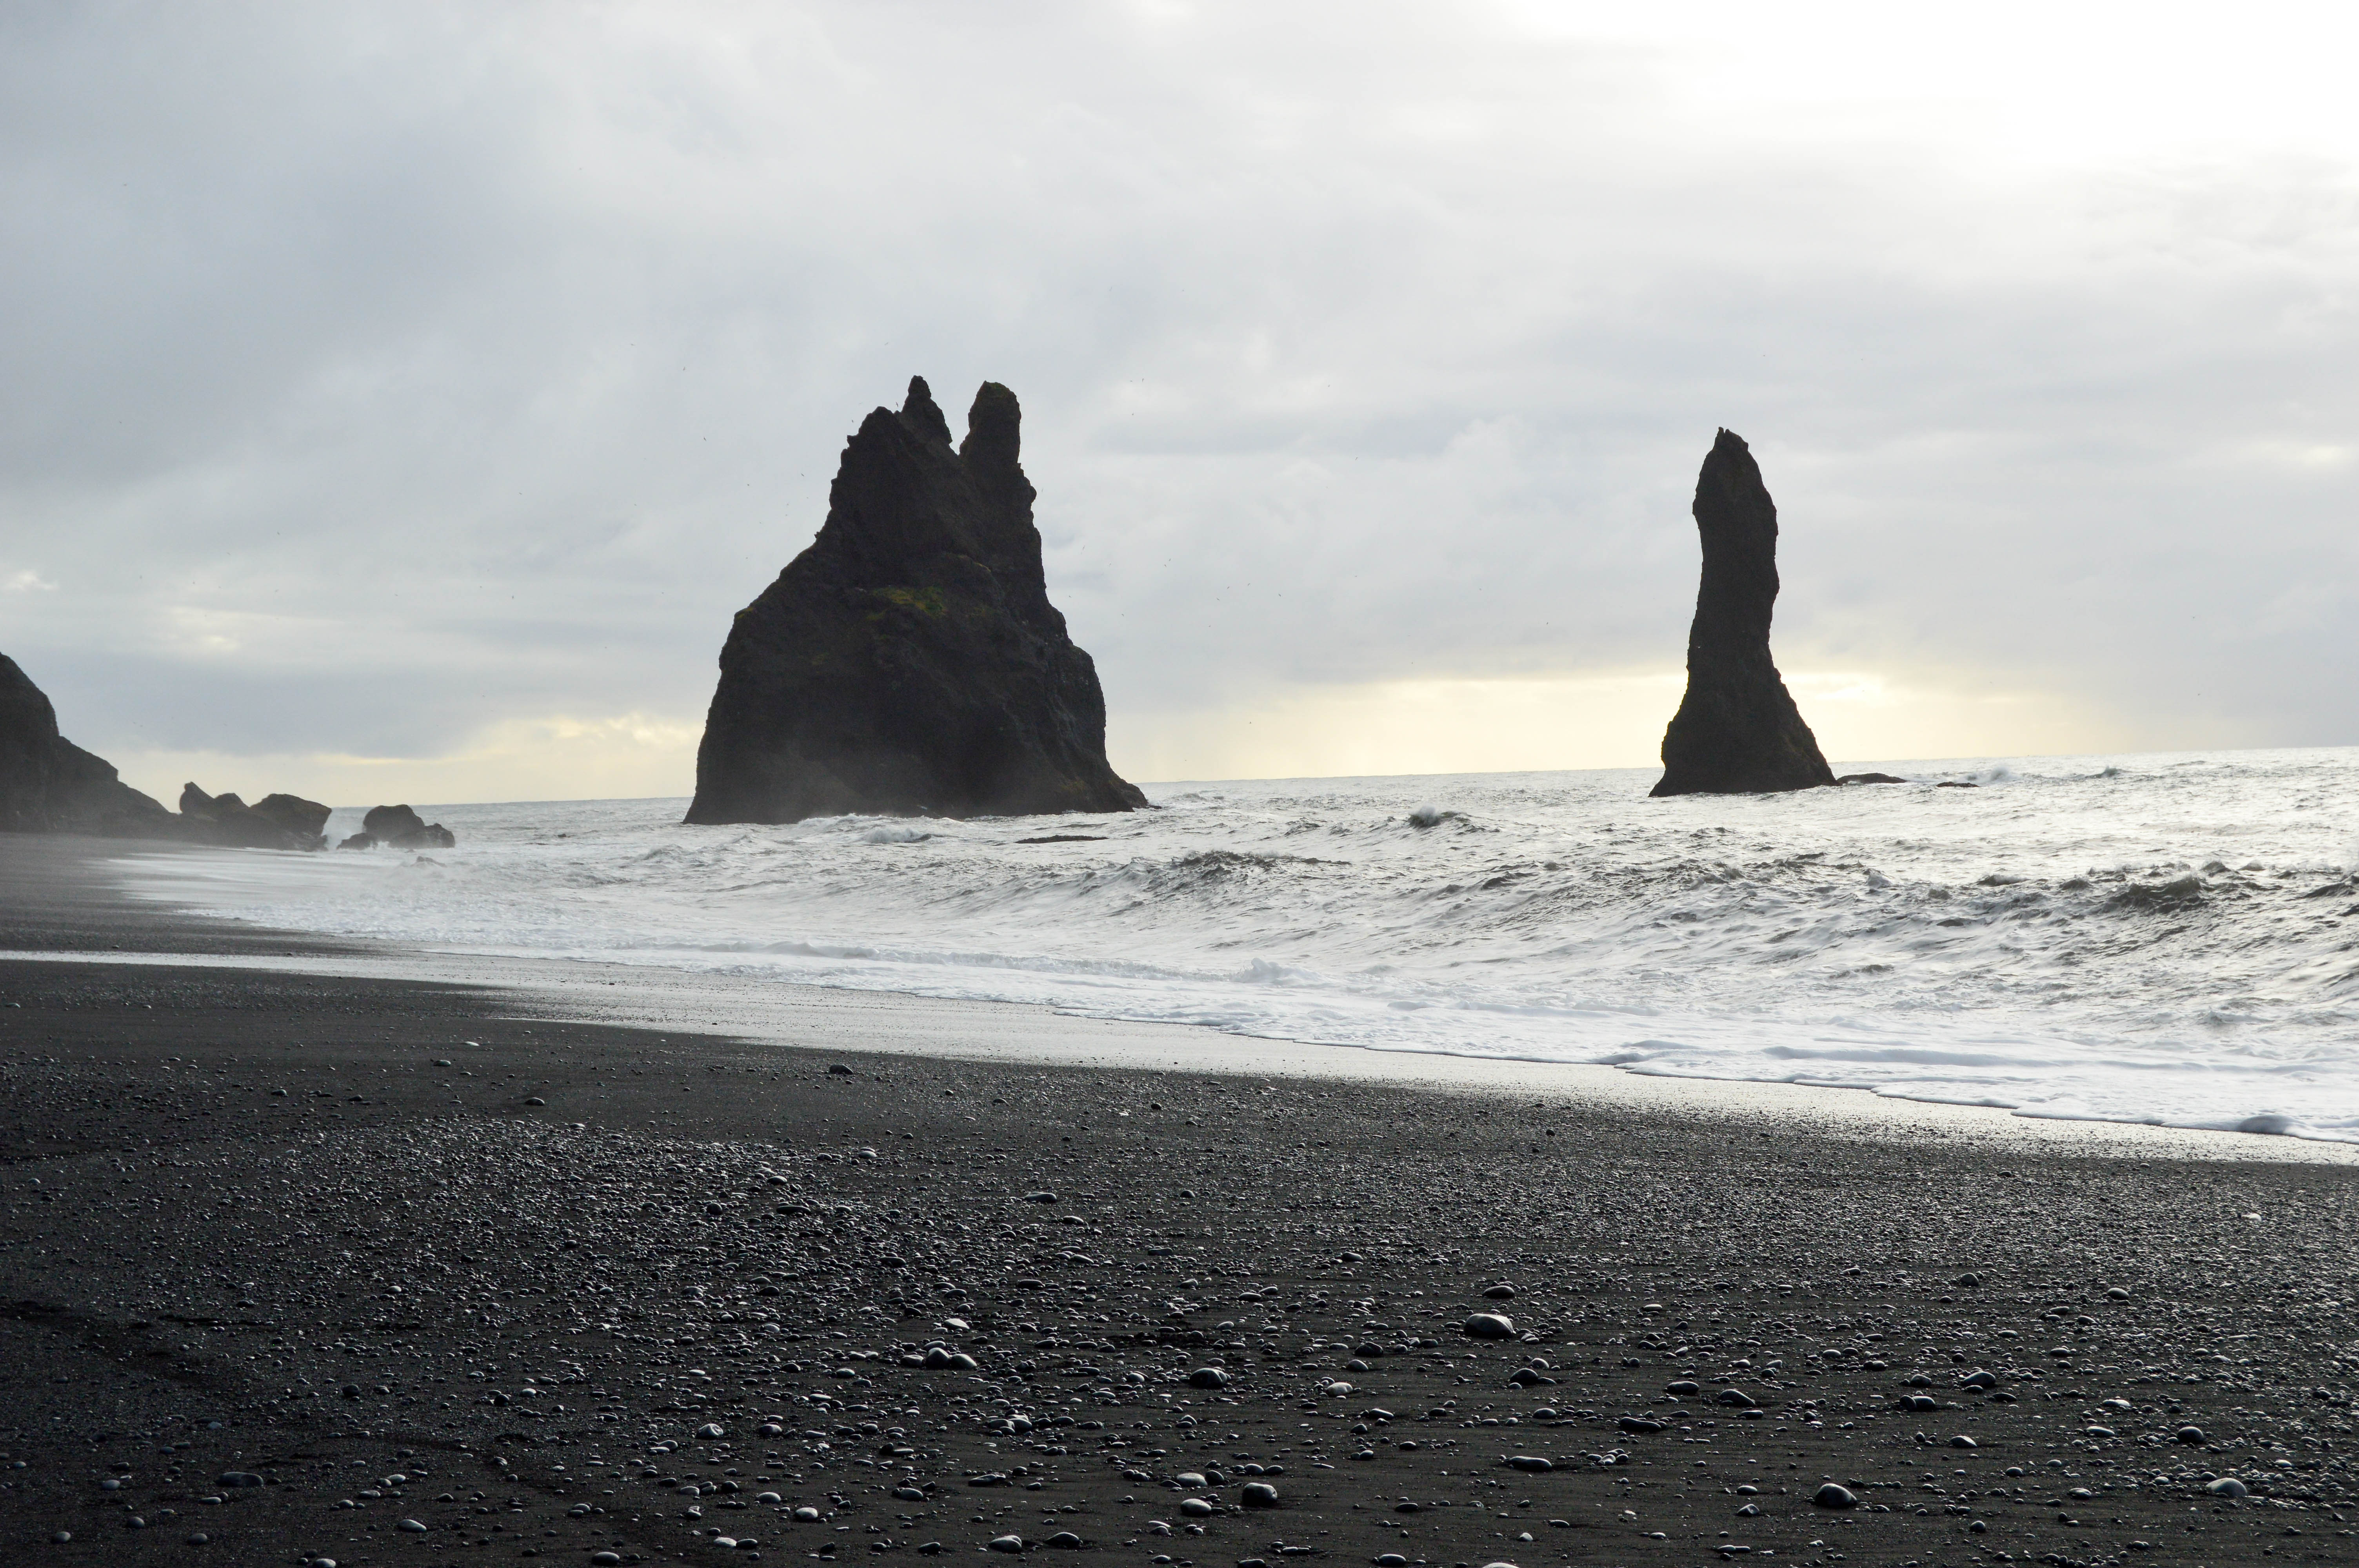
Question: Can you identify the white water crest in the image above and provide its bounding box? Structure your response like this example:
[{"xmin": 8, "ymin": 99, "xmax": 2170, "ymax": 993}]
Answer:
[{"xmin": 122, "ymin": 747, "xmax": 2359, "ymax": 1142}]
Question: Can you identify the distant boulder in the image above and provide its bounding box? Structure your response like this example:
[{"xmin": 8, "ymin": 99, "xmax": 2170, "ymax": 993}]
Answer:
[
  {"xmin": 340, "ymin": 803, "xmax": 455, "ymax": 850},
  {"xmin": 685, "ymin": 376, "xmax": 1147, "ymax": 825},
  {"xmin": 0, "ymin": 653, "xmax": 179, "ymax": 837},
  {"xmin": 1650, "ymin": 430, "xmax": 1835, "ymax": 797},
  {"xmin": 178, "ymin": 783, "xmax": 331, "ymax": 851},
  {"xmin": 1836, "ymin": 772, "xmax": 1908, "ymax": 786},
  {"xmin": 251, "ymin": 793, "xmax": 333, "ymax": 843}
]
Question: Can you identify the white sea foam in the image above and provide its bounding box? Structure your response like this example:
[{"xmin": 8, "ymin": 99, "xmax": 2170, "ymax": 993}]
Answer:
[{"xmin": 118, "ymin": 747, "xmax": 2359, "ymax": 1142}]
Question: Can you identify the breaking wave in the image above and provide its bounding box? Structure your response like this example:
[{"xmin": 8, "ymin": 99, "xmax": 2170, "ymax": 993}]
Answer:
[{"xmin": 122, "ymin": 746, "xmax": 2359, "ymax": 1142}]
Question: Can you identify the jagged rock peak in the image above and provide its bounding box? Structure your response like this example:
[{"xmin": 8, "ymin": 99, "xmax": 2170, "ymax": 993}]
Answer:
[
  {"xmin": 685, "ymin": 377, "xmax": 1147, "ymax": 826},
  {"xmin": 1650, "ymin": 429, "xmax": 1835, "ymax": 797},
  {"xmin": 900, "ymin": 375, "xmax": 952, "ymax": 447}
]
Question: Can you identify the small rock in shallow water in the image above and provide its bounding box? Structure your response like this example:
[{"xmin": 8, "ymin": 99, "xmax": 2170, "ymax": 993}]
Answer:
[
  {"xmin": 988, "ymin": 1535, "xmax": 1025, "ymax": 1553},
  {"xmin": 1187, "ymin": 1367, "xmax": 1227, "ymax": 1388},
  {"xmin": 2207, "ymin": 1477, "xmax": 2248, "ymax": 1497},
  {"xmin": 1483, "ymin": 1283, "xmax": 1516, "ymax": 1299},
  {"xmin": 217, "ymin": 1471, "xmax": 262, "ymax": 1488},
  {"xmin": 1464, "ymin": 1312, "xmax": 1515, "ymax": 1339},
  {"xmin": 1812, "ymin": 1483, "xmax": 1858, "ymax": 1508},
  {"xmin": 1241, "ymin": 1481, "xmax": 1279, "ymax": 1506},
  {"xmin": 2176, "ymin": 1426, "xmax": 2208, "ymax": 1444}
]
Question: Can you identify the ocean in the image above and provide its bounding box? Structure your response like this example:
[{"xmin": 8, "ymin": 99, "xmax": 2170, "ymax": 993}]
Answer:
[{"xmin": 119, "ymin": 747, "xmax": 2359, "ymax": 1142}]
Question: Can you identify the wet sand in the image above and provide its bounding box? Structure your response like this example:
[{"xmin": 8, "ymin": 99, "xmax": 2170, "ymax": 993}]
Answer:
[{"xmin": 2, "ymin": 833, "xmax": 2354, "ymax": 1567}]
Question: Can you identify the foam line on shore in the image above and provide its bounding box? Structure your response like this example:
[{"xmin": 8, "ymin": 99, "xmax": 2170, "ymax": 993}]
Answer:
[{"xmin": 9, "ymin": 944, "xmax": 2355, "ymax": 1169}]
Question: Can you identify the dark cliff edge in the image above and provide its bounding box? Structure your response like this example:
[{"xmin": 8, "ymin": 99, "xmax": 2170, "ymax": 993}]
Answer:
[
  {"xmin": 685, "ymin": 377, "xmax": 1147, "ymax": 825},
  {"xmin": 1650, "ymin": 429, "xmax": 1835, "ymax": 797},
  {"xmin": 2, "ymin": 653, "xmax": 331, "ymax": 848},
  {"xmin": 0, "ymin": 653, "xmax": 181, "ymax": 836}
]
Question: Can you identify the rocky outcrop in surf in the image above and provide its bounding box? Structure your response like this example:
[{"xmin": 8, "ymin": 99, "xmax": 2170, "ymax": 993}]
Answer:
[
  {"xmin": 0, "ymin": 653, "xmax": 180, "ymax": 836},
  {"xmin": 178, "ymin": 783, "xmax": 333, "ymax": 851},
  {"xmin": 1651, "ymin": 430, "xmax": 1835, "ymax": 797},
  {"xmin": 337, "ymin": 803, "xmax": 456, "ymax": 850},
  {"xmin": 686, "ymin": 377, "xmax": 1147, "ymax": 825}
]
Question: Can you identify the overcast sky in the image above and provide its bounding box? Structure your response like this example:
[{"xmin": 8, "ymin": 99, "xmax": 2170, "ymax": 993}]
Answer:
[{"xmin": 5, "ymin": 1, "xmax": 2355, "ymax": 804}]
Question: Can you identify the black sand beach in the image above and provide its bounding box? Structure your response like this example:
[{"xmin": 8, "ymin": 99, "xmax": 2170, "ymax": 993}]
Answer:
[{"xmin": 3, "ymin": 836, "xmax": 2355, "ymax": 1568}]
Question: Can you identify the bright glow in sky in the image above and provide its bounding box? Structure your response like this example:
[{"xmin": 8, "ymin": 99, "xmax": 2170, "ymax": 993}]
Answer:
[{"xmin": 3, "ymin": 2, "xmax": 2354, "ymax": 802}]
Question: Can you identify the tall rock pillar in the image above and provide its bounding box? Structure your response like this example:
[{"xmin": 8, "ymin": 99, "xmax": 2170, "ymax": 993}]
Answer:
[{"xmin": 1650, "ymin": 429, "xmax": 1834, "ymax": 797}]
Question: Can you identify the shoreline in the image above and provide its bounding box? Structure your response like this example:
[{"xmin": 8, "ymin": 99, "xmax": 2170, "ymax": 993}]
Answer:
[
  {"xmin": 13, "ymin": 940, "xmax": 2359, "ymax": 1169},
  {"xmin": 4, "ymin": 832, "xmax": 2355, "ymax": 1566},
  {"xmin": 17, "ymin": 821, "xmax": 2355, "ymax": 1168}
]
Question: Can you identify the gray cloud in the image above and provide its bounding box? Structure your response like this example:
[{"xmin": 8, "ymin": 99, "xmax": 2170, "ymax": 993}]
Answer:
[{"xmin": 3, "ymin": 2, "xmax": 2355, "ymax": 787}]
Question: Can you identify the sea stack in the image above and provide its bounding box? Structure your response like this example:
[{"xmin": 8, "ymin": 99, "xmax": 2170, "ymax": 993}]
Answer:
[
  {"xmin": 685, "ymin": 377, "xmax": 1148, "ymax": 824},
  {"xmin": 1650, "ymin": 430, "xmax": 1834, "ymax": 797}
]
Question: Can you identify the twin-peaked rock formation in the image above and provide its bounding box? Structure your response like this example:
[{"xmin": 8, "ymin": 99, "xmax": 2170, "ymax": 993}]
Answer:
[{"xmin": 687, "ymin": 378, "xmax": 1145, "ymax": 825}]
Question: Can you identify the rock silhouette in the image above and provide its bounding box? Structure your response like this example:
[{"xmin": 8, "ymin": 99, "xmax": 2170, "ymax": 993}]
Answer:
[
  {"xmin": 687, "ymin": 377, "xmax": 1147, "ymax": 824},
  {"xmin": 179, "ymin": 783, "xmax": 332, "ymax": 850},
  {"xmin": 338, "ymin": 803, "xmax": 456, "ymax": 850},
  {"xmin": 0, "ymin": 653, "xmax": 178, "ymax": 836},
  {"xmin": 1651, "ymin": 430, "xmax": 1835, "ymax": 797}
]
